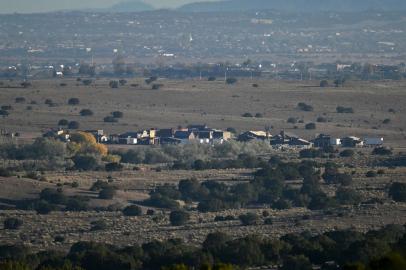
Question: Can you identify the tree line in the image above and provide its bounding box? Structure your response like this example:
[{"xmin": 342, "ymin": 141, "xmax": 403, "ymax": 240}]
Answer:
[{"xmin": 0, "ymin": 224, "xmax": 405, "ymax": 270}]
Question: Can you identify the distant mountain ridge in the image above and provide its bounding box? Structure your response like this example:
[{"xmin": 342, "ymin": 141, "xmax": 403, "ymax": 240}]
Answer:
[
  {"xmin": 179, "ymin": 0, "xmax": 406, "ymax": 12},
  {"xmin": 110, "ymin": 0, "xmax": 154, "ymax": 12}
]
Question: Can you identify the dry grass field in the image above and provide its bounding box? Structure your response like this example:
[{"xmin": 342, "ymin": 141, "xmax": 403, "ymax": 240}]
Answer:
[
  {"xmin": 0, "ymin": 164, "xmax": 405, "ymax": 252},
  {"xmin": 1, "ymin": 77, "xmax": 406, "ymax": 253},
  {"xmin": 0, "ymin": 78, "xmax": 405, "ymax": 147}
]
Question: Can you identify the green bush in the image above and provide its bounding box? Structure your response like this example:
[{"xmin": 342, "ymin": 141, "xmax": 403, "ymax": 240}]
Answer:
[
  {"xmin": 54, "ymin": 235, "xmax": 65, "ymax": 243},
  {"xmin": 1, "ymin": 105, "xmax": 12, "ymax": 111},
  {"xmin": 145, "ymin": 193, "xmax": 180, "ymax": 210},
  {"xmin": 0, "ymin": 110, "xmax": 9, "ymax": 117},
  {"xmin": 58, "ymin": 119, "xmax": 69, "ymax": 126},
  {"xmin": 226, "ymin": 78, "xmax": 237, "ymax": 84},
  {"xmin": 68, "ymin": 121, "xmax": 80, "ymax": 129},
  {"xmin": 98, "ymin": 187, "xmax": 116, "ymax": 200},
  {"xmin": 40, "ymin": 188, "xmax": 67, "ymax": 205},
  {"xmin": 323, "ymin": 165, "xmax": 353, "ymax": 186},
  {"xmin": 15, "ymin": 97, "xmax": 26, "ymax": 103},
  {"xmin": 34, "ymin": 200, "xmax": 55, "ymax": 215},
  {"xmin": 281, "ymin": 255, "xmax": 312, "ymax": 270},
  {"xmin": 239, "ymin": 213, "xmax": 259, "ymax": 226},
  {"xmin": 65, "ymin": 198, "xmax": 89, "ymax": 211},
  {"xmin": 299, "ymin": 148, "xmax": 323, "ymax": 158},
  {"xmin": 272, "ymin": 199, "xmax": 292, "ymax": 210},
  {"xmin": 0, "ymin": 168, "xmax": 13, "ymax": 177},
  {"xmin": 264, "ymin": 218, "xmax": 273, "ymax": 225},
  {"xmin": 372, "ymin": 147, "xmax": 392, "ymax": 156},
  {"xmin": 91, "ymin": 220, "xmax": 108, "ymax": 231},
  {"xmin": 366, "ymin": 171, "xmax": 377, "ymax": 178},
  {"xmin": 336, "ymin": 187, "xmax": 361, "ymax": 205},
  {"xmin": 80, "ymin": 109, "xmax": 94, "ymax": 117},
  {"xmin": 104, "ymin": 116, "xmax": 118, "ymax": 123},
  {"xmin": 4, "ymin": 218, "xmax": 23, "ymax": 230},
  {"xmin": 71, "ymin": 182, "xmax": 79, "ymax": 188},
  {"xmin": 297, "ymin": 102, "xmax": 314, "ymax": 112},
  {"xmin": 73, "ymin": 155, "xmax": 98, "ymax": 171},
  {"xmin": 169, "ymin": 210, "xmax": 190, "ymax": 226},
  {"xmin": 44, "ymin": 99, "xmax": 53, "ymax": 105},
  {"xmin": 382, "ymin": 118, "xmax": 391, "ymax": 124},
  {"xmin": 336, "ymin": 106, "xmax": 354, "ymax": 113},
  {"xmin": 389, "ymin": 182, "xmax": 406, "ymax": 202},
  {"xmin": 111, "ymin": 111, "xmax": 124, "ymax": 118},
  {"xmin": 305, "ymin": 123, "xmax": 316, "ymax": 130},
  {"xmin": 90, "ymin": 180, "xmax": 110, "ymax": 191},
  {"xmin": 340, "ymin": 149, "xmax": 355, "ymax": 157},
  {"xmin": 123, "ymin": 205, "xmax": 143, "ymax": 216},
  {"xmin": 68, "ymin": 98, "xmax": 80, "ymax": 105},
  {"xmin": 287, "ymin": 117, "xmax": 298, "ymax": 124},
  {"xmin": 105, "ymin": 162, "xmax": 123, "ymax": 172}
]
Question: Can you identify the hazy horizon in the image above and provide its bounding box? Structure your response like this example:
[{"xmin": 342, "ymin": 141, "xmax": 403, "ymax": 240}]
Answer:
[{"xmin": 0, "ymin": 0, "xmax": 218, "ymax": 14}]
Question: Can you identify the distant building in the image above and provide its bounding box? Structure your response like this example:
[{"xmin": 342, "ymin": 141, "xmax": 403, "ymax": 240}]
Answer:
[
  {"xmin": 272, "ymin": 131, "xmax": 312, "ymax": 148},
  {"xmin": 196, "ymin": 130, "xmax": 213, "ymax": 144},
  {"xmin": 109, "ymin": 134, "xmax": 120, "ymax": 144},
  {"xmin": 312, "ymin": 134, "xmax": 341, "ymax": 148},
  {"xmin": 85, "ymin": 130, "xmax": 106, "ymax": 142},
  {"xmin": 364, "ymin": 137, "xmax": 384, "ymax": 146},
  {"xmin": 118, "ymin": 132, "xmax": 139, "ymax": 145},
  {"xmin": 341, "ymin": 136, "xmax": 364, "ymax": 147},
  {"xmin": 174, "ymin": 130, "xmax": 196, "ymax": 144},
  {"xmin": 238, "ymin": 131, "xmax": 271, "ymax": 142},
  {"xmin": 187, "ymin": 124, "xmax": 208, "ymax": 132},
  {"xmin": 213, "ymin": 130, "xmax": 232, "ymax": 144},
  {"xmin": 157, "ymin": 128, "xmax": 175, "ymax": 138}
]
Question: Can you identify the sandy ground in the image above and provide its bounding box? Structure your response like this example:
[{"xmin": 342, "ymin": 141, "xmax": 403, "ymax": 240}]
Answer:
[{"xmin": 0, "ymin": 78, "xmax": 405, "ymax": 147}]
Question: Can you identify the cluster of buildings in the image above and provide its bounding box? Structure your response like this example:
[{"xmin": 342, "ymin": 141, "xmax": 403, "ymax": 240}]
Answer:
[
  {"xmin": 47, "ymin": 125, "xmax": 232, "ymax": 146},
  {"xmin": 312, "ymin": 134, "xmax": 384, "ymax": 148},
  {"xmin": 238, "ymin": 131, "xmax": 384, "ymax": 148},
  {"xmin": 1, "ymin": 11, "xmax": 406, "ymax": 79},
  {"xmin": 45, "ymin": 125, "xmax": 384, "ymax": 149},
  {"xmin": 108, "ymin": 125, "xmax": 232, "ymax": 145}
]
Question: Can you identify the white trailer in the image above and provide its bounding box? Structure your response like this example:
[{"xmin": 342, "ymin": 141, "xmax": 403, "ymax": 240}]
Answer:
[{"xmin": 364, "ymin": 137, "xmax": 384, "ymax": 146}]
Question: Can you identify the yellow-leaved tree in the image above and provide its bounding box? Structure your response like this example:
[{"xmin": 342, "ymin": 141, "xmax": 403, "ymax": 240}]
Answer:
[{"xmin": 68, "ymin": 132, "xmax": 108, "ymax": 157}]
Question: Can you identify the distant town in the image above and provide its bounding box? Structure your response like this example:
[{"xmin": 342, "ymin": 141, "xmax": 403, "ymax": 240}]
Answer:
[
  {"xmin": 0, "ymin": 10, "xmax": 406, "ymax": 81},
  {"xmin": 42, "ymin": 124, "xmax": 385, "ymax": 150}
]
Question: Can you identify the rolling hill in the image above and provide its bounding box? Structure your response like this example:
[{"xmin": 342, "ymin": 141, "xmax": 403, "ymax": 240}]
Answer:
[
  {"xmin": 179, "ymin": 0, "xmax": 406, "ymax": 12},
  {"xmin": 109, "ymin": 0, "xmax": 154, "ymax": 12}
]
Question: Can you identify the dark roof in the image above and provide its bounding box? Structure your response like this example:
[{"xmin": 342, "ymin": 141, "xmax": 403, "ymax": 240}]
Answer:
[
  {"xmin": 197, "ymin": 131, "xmax": 211, "ymax": 139},
  {"xmin": 213, "ymin": 131, "xmax": 224, "ymax": 139},
  {"xmin": 187, "ymin": 124, "xmax": 208, "ymax": 131},
  {"xmin": 288, "ymin": 138, "xmax": 311, "ymax": 146},
  {"xmin": 174, "ymin": 131, "xmax": 194, "ymax": 139},
  {"xmin": 157, "ymin": 128, "xmax": 174, "ymax": 138},
  {"xmin": 119, "ymin": 132, "xmax": 138, "ymax": 138}
]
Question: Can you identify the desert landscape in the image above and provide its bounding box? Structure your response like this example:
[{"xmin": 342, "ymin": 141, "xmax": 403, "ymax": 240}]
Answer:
[
  {"xmin": 1, "ymin": 78, "xmax": 405, "ymax": 147},
  {"xmin": 0, "ymin": 78, "xmax": 406, "ymax": 257},
  {"xmin": 1, "ymin": 1, "xmax": 406, "ymax": 269}
]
